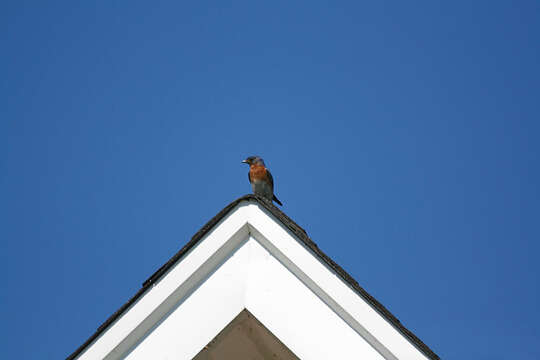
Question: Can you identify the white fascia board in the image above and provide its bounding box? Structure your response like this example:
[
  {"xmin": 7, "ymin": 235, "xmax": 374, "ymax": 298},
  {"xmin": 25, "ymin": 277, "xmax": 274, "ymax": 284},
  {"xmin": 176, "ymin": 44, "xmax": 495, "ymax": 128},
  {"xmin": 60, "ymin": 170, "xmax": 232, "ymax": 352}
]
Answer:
[
  {"xmin": 76, "ymin": 200, "xmax": 430, "ymax": 360},
  {"xmin": 124, "ymin": 236, "xmax": 383, "ymax": 359},
  {"xmin": 245, "ymin": 201, "xmax": 430, "ymax": 360},
  {"xmin": 124, "ymin": 236, "xmax": 253, "ymax": 359},
  {"xmin": 243, "ymin": 236, "xmax": 385, "ymax": 360},
  {"xmin": 77, "ymin": 204, "xmax": 252, "ymax": 360}
]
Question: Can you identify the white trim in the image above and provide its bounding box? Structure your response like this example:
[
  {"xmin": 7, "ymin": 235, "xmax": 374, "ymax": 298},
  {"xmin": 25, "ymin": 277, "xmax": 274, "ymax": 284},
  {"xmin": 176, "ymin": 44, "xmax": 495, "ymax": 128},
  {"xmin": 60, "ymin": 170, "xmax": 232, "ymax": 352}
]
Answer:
[
  {"xmin": 246, "ymin": 203, "xmax": 430, "ymax": 360},
  {"xmin": 123, "ymin": 237, "xmax": 385, "ymax": 359},
  {"xmin": 75, "ymin": 200, "xmax": 430, "ymax": 360},
  {"xmin": 78, "ymin": 204, "xmax": 251, "ymax": 360}
]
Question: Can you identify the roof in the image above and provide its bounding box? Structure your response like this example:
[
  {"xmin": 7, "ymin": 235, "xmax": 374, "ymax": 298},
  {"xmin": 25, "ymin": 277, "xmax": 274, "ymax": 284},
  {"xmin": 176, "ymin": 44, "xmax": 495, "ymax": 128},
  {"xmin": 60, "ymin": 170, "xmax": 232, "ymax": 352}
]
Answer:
[{"xmin": 67, "ymin": 194, "xmax": 439, "ymax": 360}]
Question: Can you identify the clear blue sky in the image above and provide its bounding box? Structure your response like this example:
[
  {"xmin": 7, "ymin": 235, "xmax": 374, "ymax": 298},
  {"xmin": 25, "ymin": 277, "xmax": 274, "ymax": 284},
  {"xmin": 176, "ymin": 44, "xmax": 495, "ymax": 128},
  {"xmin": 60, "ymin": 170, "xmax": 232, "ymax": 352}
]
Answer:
[{"xmin": 2, "ymin": 1, "xmax": 539, "ymax": 359}]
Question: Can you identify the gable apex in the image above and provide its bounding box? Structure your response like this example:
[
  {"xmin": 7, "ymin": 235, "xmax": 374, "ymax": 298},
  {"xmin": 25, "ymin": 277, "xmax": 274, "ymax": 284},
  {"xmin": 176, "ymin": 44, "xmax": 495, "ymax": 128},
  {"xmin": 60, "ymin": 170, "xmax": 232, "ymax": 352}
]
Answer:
[{"xmin": 67, "ymin": 195, "xmax": 439, "ymax": 360}]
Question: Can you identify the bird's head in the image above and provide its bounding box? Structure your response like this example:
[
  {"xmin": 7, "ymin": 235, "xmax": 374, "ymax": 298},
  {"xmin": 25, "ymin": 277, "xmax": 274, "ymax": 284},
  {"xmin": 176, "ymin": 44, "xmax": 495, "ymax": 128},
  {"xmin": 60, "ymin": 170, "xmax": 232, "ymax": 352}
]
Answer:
[{"xmin": 242, "ymin": 156, "xmax": 265, "ymax": 166}]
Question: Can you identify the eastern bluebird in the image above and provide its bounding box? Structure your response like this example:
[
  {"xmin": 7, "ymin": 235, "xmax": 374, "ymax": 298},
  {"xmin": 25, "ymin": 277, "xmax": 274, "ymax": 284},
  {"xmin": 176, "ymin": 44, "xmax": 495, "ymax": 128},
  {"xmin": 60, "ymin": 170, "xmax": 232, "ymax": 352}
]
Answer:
[{"xmin": 242, "ymin": 156, "xmax": 283, "ymax": 206}]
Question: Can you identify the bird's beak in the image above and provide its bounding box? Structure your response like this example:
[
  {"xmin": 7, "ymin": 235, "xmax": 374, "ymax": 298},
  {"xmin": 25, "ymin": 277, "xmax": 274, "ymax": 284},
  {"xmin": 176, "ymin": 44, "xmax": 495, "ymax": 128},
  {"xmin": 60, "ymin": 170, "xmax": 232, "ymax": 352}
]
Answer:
[{"xmin": 241, "ymin": 159, "xmax": 248, "ymax": 164}]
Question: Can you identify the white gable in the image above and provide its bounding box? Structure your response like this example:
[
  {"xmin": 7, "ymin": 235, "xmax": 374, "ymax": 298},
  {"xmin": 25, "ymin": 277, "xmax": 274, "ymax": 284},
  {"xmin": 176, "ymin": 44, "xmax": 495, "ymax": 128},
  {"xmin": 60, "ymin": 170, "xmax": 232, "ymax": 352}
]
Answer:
[{"xmin": 73, "ymin": 199, "xmax": 434, "ymax": 360}]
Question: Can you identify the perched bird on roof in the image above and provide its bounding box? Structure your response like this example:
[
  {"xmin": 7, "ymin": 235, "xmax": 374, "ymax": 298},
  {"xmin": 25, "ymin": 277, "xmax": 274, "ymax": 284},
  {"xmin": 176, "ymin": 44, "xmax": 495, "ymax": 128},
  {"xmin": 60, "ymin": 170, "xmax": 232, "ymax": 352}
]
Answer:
[{"xmin": 242, "ymin": 156, "xmax": 283, "ymax": 206}]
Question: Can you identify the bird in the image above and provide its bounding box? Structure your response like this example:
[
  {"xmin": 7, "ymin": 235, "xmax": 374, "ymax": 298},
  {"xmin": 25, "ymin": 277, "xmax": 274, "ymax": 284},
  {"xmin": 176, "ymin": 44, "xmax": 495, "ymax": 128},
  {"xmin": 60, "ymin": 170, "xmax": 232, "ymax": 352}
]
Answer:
[{"xmin": 242, "ymin": 156, "xmax": 283, "ymax": 206}]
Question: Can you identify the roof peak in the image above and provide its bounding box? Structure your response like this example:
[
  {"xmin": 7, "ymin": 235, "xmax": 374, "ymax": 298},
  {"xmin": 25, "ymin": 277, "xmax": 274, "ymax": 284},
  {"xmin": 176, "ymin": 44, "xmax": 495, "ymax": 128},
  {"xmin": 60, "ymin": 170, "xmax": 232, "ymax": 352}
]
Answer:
[{"xmin": 67, "ymin": 195, "xmax": 439, "ymax": 360}]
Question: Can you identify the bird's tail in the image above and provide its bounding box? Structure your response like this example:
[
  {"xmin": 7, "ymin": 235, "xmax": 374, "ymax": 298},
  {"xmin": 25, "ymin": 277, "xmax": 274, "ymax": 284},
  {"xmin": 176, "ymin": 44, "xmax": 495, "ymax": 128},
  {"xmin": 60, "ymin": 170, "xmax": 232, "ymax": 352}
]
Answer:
[{"xmin": 273, "ymin": 195, "xmax": 283, "ymax": 206}]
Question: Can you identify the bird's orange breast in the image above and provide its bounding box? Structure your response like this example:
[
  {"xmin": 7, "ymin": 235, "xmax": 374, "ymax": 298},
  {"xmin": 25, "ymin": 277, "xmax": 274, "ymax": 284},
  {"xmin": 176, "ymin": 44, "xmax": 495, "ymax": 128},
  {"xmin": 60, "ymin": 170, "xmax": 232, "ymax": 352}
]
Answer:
[{"xmin": 249, "ymin": 165, "xmax": 267, "ymax": 181}]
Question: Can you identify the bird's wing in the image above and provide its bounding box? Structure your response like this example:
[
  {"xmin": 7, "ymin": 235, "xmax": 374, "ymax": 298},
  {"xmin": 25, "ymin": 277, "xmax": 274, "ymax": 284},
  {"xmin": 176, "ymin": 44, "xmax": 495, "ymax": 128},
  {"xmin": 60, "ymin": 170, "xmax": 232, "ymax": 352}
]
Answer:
[
  {"xmin": 248, "ymin": 171, "xmax": 252, "ymax": 183},
  {"xmin": 266, "ymin": 169, "xmax": 275, "ymax": 191}
]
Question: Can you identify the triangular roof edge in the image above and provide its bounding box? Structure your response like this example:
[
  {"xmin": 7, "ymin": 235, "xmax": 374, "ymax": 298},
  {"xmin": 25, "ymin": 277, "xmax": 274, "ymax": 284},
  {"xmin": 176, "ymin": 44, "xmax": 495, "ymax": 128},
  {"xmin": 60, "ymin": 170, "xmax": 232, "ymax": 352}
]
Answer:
[{"xmin": 66, "ymin": 194, "xmax": 439, "ymax": 360}]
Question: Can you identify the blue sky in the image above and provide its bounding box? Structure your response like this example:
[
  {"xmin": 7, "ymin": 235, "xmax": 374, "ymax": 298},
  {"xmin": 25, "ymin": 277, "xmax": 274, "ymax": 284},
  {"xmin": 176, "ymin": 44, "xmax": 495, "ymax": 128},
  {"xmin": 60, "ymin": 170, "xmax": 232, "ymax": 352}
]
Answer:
[{"xmin": 2, "ymin": 1, "xmax": 539, "ymax": 359}]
